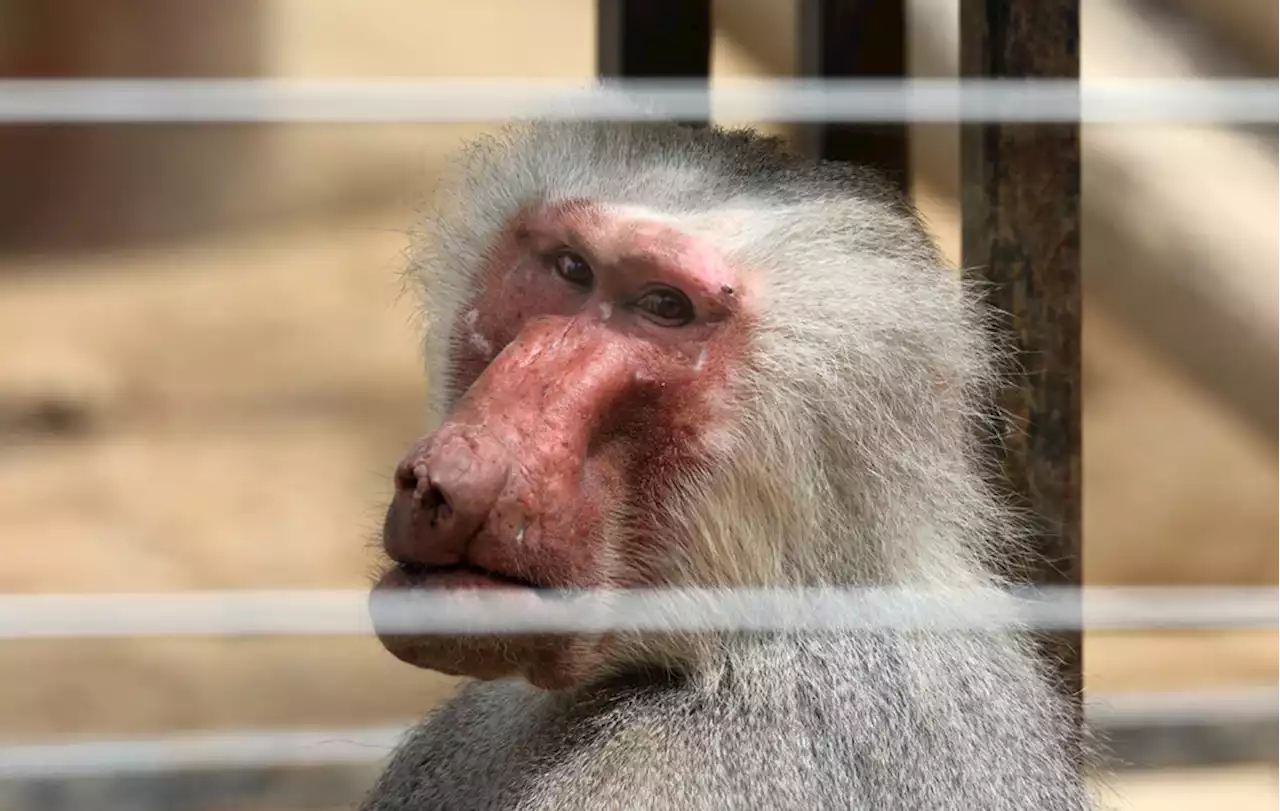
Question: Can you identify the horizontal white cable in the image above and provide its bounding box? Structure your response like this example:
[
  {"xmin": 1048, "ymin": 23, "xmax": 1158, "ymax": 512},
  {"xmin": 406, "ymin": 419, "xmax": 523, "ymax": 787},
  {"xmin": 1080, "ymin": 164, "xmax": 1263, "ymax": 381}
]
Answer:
[
  {"xmin": 0, "ymin": 725, "xmax": 408, "ymax": 779},
  {"xmin": 1091, "ymin": 687, "xmax": 1280, "ymax": 728},
  {"xmin": 0, "ymin": 78, "xmax": 1275, "ymax": 124},
  {"xmin": 0, "ymin": 689, "xmax": 1273, "ymax": 779},
  {"xmin": 0, "ymin": 587, "xmax": 1273, "ymax": 639}
]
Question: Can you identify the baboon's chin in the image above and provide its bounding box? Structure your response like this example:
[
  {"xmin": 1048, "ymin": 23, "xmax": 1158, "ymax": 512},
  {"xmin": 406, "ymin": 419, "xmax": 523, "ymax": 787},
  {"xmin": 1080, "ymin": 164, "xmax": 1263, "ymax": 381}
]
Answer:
[
  {"xmin": 376, "ymin": 633, "xmax": 519, "ymax": 680},
  {"xmin": 377, "ymin": 632, "xmax": 609, "ymax": 691}
]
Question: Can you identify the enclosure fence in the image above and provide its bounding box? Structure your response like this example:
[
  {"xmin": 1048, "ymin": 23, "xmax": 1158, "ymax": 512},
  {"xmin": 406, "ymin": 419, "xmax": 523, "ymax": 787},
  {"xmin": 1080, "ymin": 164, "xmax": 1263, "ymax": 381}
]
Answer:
[{"xmin": 2, "ymin": 72, "xmax": 1277, "ymax": 804}]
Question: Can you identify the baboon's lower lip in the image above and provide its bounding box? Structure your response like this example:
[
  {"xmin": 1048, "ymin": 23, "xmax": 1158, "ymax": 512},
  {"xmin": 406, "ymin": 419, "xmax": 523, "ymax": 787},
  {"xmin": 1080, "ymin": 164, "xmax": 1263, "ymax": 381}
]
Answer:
[{"xmin": 390, "ymin": 562, "xmax": 539, "ymax": 591}]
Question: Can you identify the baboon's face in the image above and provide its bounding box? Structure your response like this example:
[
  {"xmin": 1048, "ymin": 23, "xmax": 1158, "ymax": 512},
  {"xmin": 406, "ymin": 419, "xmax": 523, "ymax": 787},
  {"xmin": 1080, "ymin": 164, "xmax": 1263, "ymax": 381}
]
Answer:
[{"xmin": 374, "ymin": 199, "xmax": 755, "ymax": 689}]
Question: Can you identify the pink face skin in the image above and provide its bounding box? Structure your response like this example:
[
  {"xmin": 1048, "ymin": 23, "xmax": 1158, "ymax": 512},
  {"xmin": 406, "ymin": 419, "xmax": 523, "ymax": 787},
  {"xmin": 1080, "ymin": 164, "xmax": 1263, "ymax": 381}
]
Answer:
[{"xmin": 374, "ymin": 200, "xmax": 755, "ymax": 689}]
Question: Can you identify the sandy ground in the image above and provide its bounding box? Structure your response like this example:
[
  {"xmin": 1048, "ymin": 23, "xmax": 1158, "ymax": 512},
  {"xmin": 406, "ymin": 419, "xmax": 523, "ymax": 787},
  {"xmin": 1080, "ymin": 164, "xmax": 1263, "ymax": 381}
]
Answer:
[{"xmin": 0, "ymin": 2, "xmax": 1274, "ymax": 809}]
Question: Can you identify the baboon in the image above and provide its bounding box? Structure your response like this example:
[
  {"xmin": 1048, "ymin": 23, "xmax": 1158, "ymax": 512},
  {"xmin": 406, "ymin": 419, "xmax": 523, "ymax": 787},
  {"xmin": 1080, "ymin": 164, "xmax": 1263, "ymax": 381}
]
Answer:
[{"xmin": 361, "ymin": 121, "xmax": 1089, "ymax": 810}]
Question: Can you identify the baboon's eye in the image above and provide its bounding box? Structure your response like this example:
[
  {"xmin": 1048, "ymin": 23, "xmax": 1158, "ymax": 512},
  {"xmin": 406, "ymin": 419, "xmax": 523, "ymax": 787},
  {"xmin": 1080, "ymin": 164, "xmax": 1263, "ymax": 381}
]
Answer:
[
  {"xmin": 635, "ymin": 286, "xmax": 695, "ymax": 327},
  {"xmin": 552, "ymin": 251, "xmax": 594, "ymax": 289}
]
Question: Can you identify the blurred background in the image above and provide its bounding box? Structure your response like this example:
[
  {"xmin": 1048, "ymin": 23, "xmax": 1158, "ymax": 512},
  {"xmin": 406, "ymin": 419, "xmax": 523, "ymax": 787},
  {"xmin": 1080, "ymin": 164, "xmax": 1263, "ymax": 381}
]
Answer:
[{"xmin": 0, "ymin": 1, "xmax": 1275, "ymax": 809}]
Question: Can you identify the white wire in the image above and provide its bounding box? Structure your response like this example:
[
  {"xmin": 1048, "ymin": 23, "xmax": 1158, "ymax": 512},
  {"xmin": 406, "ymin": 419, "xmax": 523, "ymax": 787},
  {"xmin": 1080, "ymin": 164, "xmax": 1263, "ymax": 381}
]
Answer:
[
  {"xmin": 0, "ymin": 689, "xmax": 1273, "ymax": 779},
  {"xmin": 0, "ymin": 725, "xmax": 408, "ymax": 778},
  {"xmin": 0, "ymin": 586, "xmax": 1273, "ymax": 639},
  {"xmin": 1091, "ymin": 687, "xmax": 1280, "ymax": 728},
  {"xmin": 0, "ymin": 78, "xmax": 1274, "ymax": 123}
]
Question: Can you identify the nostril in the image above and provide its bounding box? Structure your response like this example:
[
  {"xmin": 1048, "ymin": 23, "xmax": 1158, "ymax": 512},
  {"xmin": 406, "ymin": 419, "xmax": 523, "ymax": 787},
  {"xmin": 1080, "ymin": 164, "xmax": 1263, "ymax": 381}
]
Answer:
[
  {"xmin": 422, "ymin": 483, "xmax": 452, "ymax": 527},
  {"xmin": 390, "ymin": 431, "xmax": 509, "ymax": 549},
  {"xmin": 394, "ymin": 463, "xmax": 419, "ymax": 494}
]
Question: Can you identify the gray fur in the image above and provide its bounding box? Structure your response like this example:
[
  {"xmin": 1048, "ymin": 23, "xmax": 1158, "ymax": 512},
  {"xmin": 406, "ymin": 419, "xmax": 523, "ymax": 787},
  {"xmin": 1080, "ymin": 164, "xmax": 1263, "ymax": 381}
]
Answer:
[{"xmin": 364, "ymin": 122, "xmax": 1092, "ymax": 810}]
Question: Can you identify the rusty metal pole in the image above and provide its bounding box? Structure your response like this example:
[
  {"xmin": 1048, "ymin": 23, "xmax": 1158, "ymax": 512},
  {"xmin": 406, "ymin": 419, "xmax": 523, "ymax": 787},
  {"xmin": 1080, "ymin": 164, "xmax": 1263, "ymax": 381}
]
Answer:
[
  {"xmin": 958, "ymin": 0, "xmax": 1084, "ymax": 732},
  {"xmin": 798, "ymin": 0, "xmax": 910, "ymax": 195},
  {"xmin": 596, "ymin": 0, "xmax": 713, "ymax": 127}
]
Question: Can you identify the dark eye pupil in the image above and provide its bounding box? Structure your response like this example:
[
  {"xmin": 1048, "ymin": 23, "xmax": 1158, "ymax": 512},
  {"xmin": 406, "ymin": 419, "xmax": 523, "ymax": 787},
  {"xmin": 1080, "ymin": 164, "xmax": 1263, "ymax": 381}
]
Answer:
[
  {"xmin": 653, "ymin": 294, "xmax": 684, "ymax": 319},
  {"xmin": 554, "ymin": 252, "xmax": 593, "ymax": 287},
  {"xmin": 638, "ymin": 288, "xmax": 693, "ymax": 325}
]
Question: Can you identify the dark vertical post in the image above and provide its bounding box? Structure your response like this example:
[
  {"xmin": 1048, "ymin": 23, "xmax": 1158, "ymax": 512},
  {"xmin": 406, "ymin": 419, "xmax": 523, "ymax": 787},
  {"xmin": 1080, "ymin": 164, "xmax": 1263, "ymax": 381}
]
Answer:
[
  {"xmin": 959, "ymin": 0, "xmax": 1083, "ymax": 731},
  {"xmin": 596, "ymin": 0, "xmax": 713, "ymax": 126},
  {"xmin": 798, "ymin": 0, "xmax": 909, "ymax": 195}
]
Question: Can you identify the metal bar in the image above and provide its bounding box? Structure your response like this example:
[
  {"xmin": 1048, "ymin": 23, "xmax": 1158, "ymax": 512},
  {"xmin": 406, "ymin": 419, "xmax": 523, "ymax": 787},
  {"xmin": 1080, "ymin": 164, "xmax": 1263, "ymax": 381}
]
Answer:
[
  {"xmin": 0, "ymin": 587, "xmax": 1274, "ymax": 639},
  {"xmin": 0, "ymin": 78, "xmax": 1274, "ymax": 124},
  {"xmin": 0, "ymin": 764, "xmax": 385, "ymax": 811},
  {"xmin": 959, "ymin": 0, "xmax": 1084, "ymax": 735},
  {"xmin": 597, "ymin": 0, "xmax": 712, "ymax": 125},
  {"xmin": 799, "ymin": 0, "xmax": 910, "ymax": 193}
]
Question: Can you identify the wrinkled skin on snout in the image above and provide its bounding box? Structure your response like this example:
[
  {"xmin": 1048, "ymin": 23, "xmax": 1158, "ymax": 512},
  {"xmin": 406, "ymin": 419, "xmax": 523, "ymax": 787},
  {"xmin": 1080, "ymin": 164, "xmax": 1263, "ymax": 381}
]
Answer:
[{"xmin": 373, "ymin": 201, "xmax": 752, "ymax": 689}]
